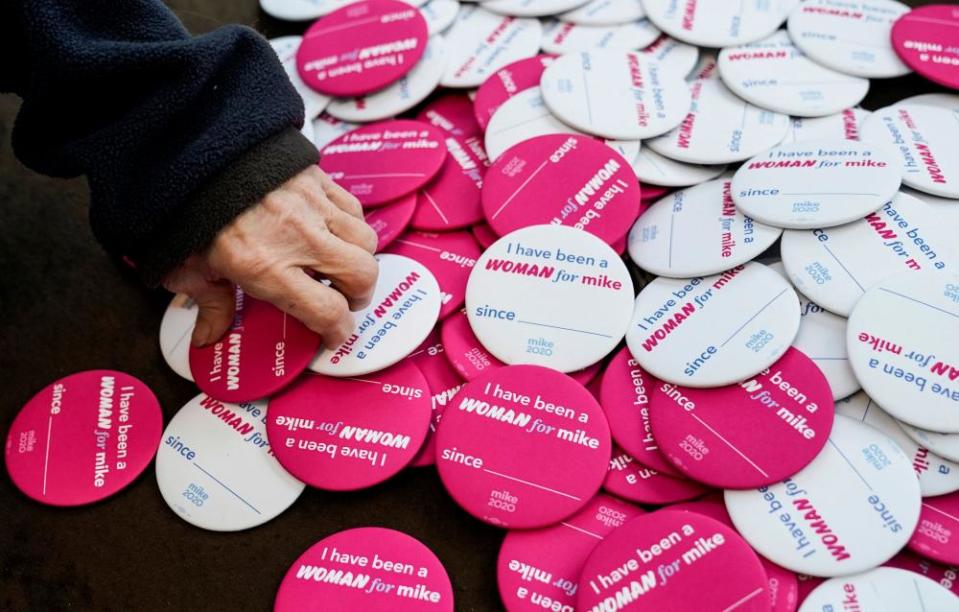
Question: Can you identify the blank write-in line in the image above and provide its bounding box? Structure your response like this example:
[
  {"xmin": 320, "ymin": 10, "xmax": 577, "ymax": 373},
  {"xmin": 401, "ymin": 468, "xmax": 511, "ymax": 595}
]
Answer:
[
  {"xmin": 517, "ymin": 319, "xmax": 613, "ymax": 338},
  {"xmin": 492, "ymin": 160, "xmax": 549, "ymax": 220},
  {"xmin": 719, "ymin": 288, "xmax": 788, "ymax": 348},
  {"xmin": 483, "ymin": 468, "xmax": 581, "ymax": 501},
  {"xmin": 193, "ymin": 462, "xmax": 262, "ymax": 515},
  {"xmin": 879, "ymin": 287, "xmax": 959, "ymax": 320},
  {"xmin": 688, "ymin": 412, "xmax": 769, "ymax": 478},
  {"xmin": 827, "ymin": 438, "xmax": 873, "ymax": 491}
]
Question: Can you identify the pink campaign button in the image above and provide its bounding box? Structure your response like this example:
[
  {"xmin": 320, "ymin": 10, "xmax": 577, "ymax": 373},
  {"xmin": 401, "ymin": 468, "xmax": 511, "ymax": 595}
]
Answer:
[
  {"xmin": 473, "ymin": 54, "xmax": 557, "ymax": 131},
  {"xmin": 267, "ymin": 360, "xmax": 432, "ymax": 490},
  {"xmin": 5, "ymin": 370, "xmax": 163, "ymax": 506},
  {"xmin": 189, "ymin": 288, "xmax": 320, "ymax": 403},
  {"xmin": 366, "ymin": 192, "xmax": 418, "ymax": 252},
  {"xmin": 320, "ymin": 120, "xmax": 448, "ymax": 206},
  {"xmin": 417, "ymin": 93, "xmax": 483, "ymax": 139},
  {"xmin": 434, "ymin": 365, "xmax": 612, "ymax": 528},
  {"xmin": 892, "ymin": 5, "xmax": 959, "ymax": 90},
  {"xmin": 908, "ymin": 491, "xmax": 959, "ymax": 566},
  {"xmin": 385, "ymin": 231, "xmax": 482, "ymax": 319},
  {"xmin": 672, "ymin": 494, "xmax": 799, "ymax": 612},
  {"xmin": 296, "ymin": 0, "xmax": 428, "ymax": 97},
  {"xmin": 411, "ymin": 135, "xmax": 490, "ymax": 231},
  {"xmin": 649, "ymin": 347, "xmax": 834, "ymax": 489},
  {"xmin": 275, "ymin": 527, "xmax": 454, "ymax": 611},
  {"xmin": 481, "ymin": 134, "xmax": 641, "ymax": 246},
  {"xmin": 599, "ymin": 347, "xmax": 682, "ymax": 478},
  {"xmin": 409, "ymin": 330, "xmax": 466, "ymax": 468},
  {"xmin": 603, "ymin": 448, "xmax": 711, "ymax": 505},
  {"xmin": 471, "ymin": 223, "xmax": 499, "ymax": 250},
  {"xmin": 439, "ymin": 310, "xmax": 603, "ymax": 385},
  {"xmin": 497, "ymin": 494, "xmax": 644, "ymax": 612},
  {"xmin": 577, "ymin": 510, "xmax": 769, "ymax": 611}
]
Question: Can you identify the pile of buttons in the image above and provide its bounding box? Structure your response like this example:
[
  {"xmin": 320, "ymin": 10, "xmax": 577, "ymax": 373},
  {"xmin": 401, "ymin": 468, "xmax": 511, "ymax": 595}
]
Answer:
[{"xmin": 6, "ymin": 1, "xmax": 959, "ymax": 610}]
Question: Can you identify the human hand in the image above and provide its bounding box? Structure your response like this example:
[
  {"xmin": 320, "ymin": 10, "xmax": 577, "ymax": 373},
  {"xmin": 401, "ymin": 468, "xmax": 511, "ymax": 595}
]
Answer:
[{"xmin": 163, "ymin": 166, "xmax": 379, "ymax": 350}]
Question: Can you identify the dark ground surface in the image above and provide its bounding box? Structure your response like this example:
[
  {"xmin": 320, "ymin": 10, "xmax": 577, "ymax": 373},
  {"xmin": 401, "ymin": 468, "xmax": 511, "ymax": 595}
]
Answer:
[{"xmin": 0, "ymin": 1, "xmax": 951, "ymax": 610}]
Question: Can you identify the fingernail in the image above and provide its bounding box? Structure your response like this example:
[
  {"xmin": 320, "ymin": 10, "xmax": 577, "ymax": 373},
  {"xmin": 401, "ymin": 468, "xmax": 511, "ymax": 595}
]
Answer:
[{"xmin": 191, "ymin": 320, "xmax": 211, "ymax": 347}]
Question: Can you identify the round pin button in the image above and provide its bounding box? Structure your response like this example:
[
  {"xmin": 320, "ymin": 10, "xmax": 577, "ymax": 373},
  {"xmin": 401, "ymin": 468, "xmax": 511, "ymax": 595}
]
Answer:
[
  {"xmin": 5, "ymin": 371, "xmax": 162, "ymax": 507},
  {"xmin": 631, "ymin": 147, "xmax": 726, "ymax": 188},
  {"xmin": 275, "ymin": 527, "xmax": 454, "ymax": 611},
  {"xmin": 603, "ymin": 448, "xmax": 711, "ymax": 504},
  {"xmin": 189, "ymin": 288, "xmax": 321, "ymax": 403},
  {"xmin": 799, "ymin": 567, "xmax": 959, "ymax": 611},
  {"xmin": 862, "ymin": 104, "xmax": 959, "ymax": 199},
  {"xmin": 577, "ymin": 510, "xmax": 769, "ymax": 611},
  {"xmin": 319, "ymin": 120, "xmax": 448, "ymax": 206},
  {"xmin": 325, "ymin": 35, "xmax": 445, "ymax": 123},
  {"xmin": 768, "ymin": 262, "xmax": 860, "ymax": 400},
  {"xmin": 420, "ymin": 0, "xmax": 460, "ymax": 34},
  {"xmin": 900, "ymin": 424, "xmax": 959, "ymax": 464},
  {"xmin": 650, "ymin": 347, "xmax": 834, "ymax": 489},
  {"xmin": 159, "ymin": 293, "xmax": 198, "ymax": 381},
  {"xmin": 780, "ymin": 191, "xmax": 959, "ymax": 317},
  {"xmin": 787, "ymin": 0, "xmax": 912, "ymax": 79},
  {"xmin": 440, "ymin": 6, "xmax": 541, "ymax": 88},
  {"xmin": 908, "ymin": 492, "xmax": 959, "ymax": 567},
  {"xmin": 540, "ymin": 50, "xmax": 690, "ymax": 140},
  {"xmin": 384, "ymin": 231, "xmax": 481, "ymax": 318},
  {"xmin": 410, "ymin": 135, "xmax": 489, "ymax": 231},
  {"xmin": 482, "ymin": 134, "xmax": 641, "ymax": 246},
  {"xmin": 599, "ymin": 347, "xmax": 682, "ymax": 477},
  {"xmin": 628, "ymin": 176, "xmax": 782, "ymax": 278},
  {"xmin": 847, "ymin": 271, "xmax": 959, "ymax": 433},
  {"xmin": 647, "ymin": 78, "xmax": 791, "ymax": 165},
  {"xmin": 155, "ymin": 394, "xmax": 304, "ymax": 531},
  {"xmin": 731, "ymin": 139, "xmax": 901, "ymax": 229},
  {"xmin": 366, "ymin": 192, "xmax": 418, "ymax": 251},
  {"xmin": 626, "ymin": 262, "xmax": 801, "ymax": 387},
  {"xmin": 434, "ymin": 365, "xmax": 612, "ymax": 528},
  {"xmin": 481, "ymin": 0, "xmax": 590, "ymax": 17},
  {"xmin": 473, "ymin": 54, "xmax": 556, "ymax": 131},
  {"xmin": 718, "ymin": 31, "xmax": 869, "ymax": 118},
  {"xmin": 310, "ymin": 254, "xmax": 442, "ymax": 377},
  {"xmin": 643, "ymin": 0, "xmax": 796, "ymax": 47},
  {"xmin": 726, "ymin": 414, "xmax": 921, "ymax": 577},
  {"xmin": 268, "ymin": 361, "xmax": 431, "ymax": 490},
  {"xmin": 838, "ymin": 392, "xmax": 959, "ymax": 497},
  {"xmin": 540, "ymin": 18, "xmax": 661, "ymax": 54},
  {"xmin": 560, "ymin": 0, "xmax": 645, "ymax": 26},
  {"xmin": 466, "ymin": 225, "xmax": 634, "ymax": 373},
  {"xmin": 296, "ymin": 0, "xmax": 428, "ymax": 97},
  {"xmin": 261, "ymin": 0, "xmax": 355, "ymax": 21},
  {"xmin": 497, "ymin": 494, "xmax": 643, "ymax": 612},
  {"xmin": 780, "ymin": 108, "xmax": 872, "ymax": 145}
]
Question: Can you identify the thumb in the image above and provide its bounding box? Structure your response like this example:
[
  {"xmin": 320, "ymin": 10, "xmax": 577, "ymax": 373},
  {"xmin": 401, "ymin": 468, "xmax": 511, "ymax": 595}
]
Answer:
[{"xmin": 191, "ymin": 282, "xmax": 237, "ymax": 347}]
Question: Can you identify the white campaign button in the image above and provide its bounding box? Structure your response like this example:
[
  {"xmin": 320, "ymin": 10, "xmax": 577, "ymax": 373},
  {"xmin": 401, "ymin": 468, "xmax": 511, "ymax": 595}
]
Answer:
[
  {"xmin": 539, "ymin": 17, "xmax": 661, "ymax": 53},
  {"xmin": 901, "ymin": 423, "xmax": 959, "ymax": 463},
  {"xmin": 480, "ymin": 0, "xmax": 590, "ymax": 17},
  {"xmin": 420, "ymin": 0, "xmax": 459, "ymax": 33},
  {"xmin": 780, "ymin": 191, "xmax": 959, "ymax": 317},
  {"xmin": 310, "ymin": 254, "xmax": 442, "ymax": 376},
  {"xmin": 465, "ymin": 225, "xmax": 633, "ymax": 372},
  {"xmin": 731, "ymin": 139, "xmax": 901, "ymax": 229},
  {"xmin": 718, "ymin": 30, "xmax": 869, "ymax": 118},
  {"xmin": 838, "ymin": 392, "xmax": 959, "ymax": 497},
  {"xmin": 769, "ymin": 262, "xmax": 860, "ymax": 400},
  {"xmin": 155, "ymin": 394, "xmax": 305, "ymax": 531},
  {"xmin": 725, "ymin": 415, "xmax": 922, "ymax": 577},
  {"xmin": 799, "ymin": 567, "xmax": 959, "ymax": 611},
  {"xmin": 895, "ymin": 93, "xmax": 959, "ymax": 112},
  {"xmin": 626, "ymin": 262, "xmax": 801, "ymax": 387},
  {"xmin": 539, "ymin": 50, "xmax": 690, "ymax": 140},
  {"xmin": 631, "ymin": 147, "xmax": 726, "ymax": 187},
  {"xmin": 559, "ymin": 0, "xmax": 645, "ymax": 25},
  {"xmin": 260, "ymin": 0, "xmax": 355, "ymax": 20},
  {"xmin": 159, "ymin": 294, "xmax": 198, "ymax": 381},
  {"xmin": 846, "ymin": 271, "xmax": 959, "ymax": 433},
  {"xmin": 628, "ymin": 177, "xmax": 782, "ymax": 277},
  {"xmin": 787, "ymin": 0, "xmax": 911, "ymax": 79},
  {"xmin": 862, "ymin": 104, "xmax": 959, "ymax": 199},
  {"xmin": 642, "ymin": 0, "xmax": 798, "ymax": 47},
  {"xmin": 780, "ymin": 108, "xmax": 871, "ymax": 145},
  {"xmin": 326, "ymin": 36, "xmax": 446, "ymax": 122},
  {"xmin": 440, "ymin": 6, "xmax": 541, "ymax": 87},
  {"xmin": 647, "ymin": 78, "xmax": 791, "ymax": 165}
]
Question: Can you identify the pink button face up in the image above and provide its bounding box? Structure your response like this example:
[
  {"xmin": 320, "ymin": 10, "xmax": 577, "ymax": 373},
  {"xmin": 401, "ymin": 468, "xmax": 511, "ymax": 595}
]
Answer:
[
  {"xmin": 5, "ymin": 370, "xmax": 163, "ymax": 506},
  {"xmin": 434, "ymin": 364, "xmax": 612, "ymax": 529}
]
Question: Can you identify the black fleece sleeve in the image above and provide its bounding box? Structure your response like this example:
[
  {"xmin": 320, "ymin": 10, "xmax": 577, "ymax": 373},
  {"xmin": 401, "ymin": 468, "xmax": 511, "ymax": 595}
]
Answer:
[{"xmin": 0, "ymin": 0, "xmax": 320, "ymax": 285}]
